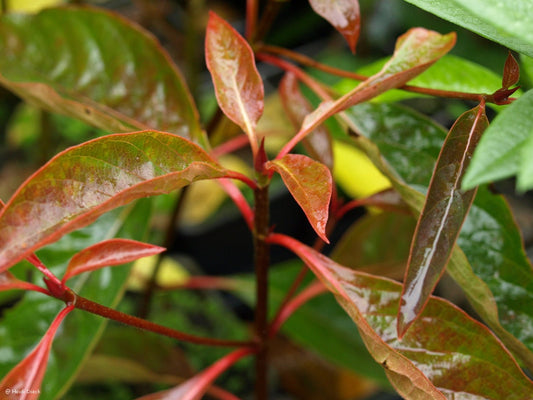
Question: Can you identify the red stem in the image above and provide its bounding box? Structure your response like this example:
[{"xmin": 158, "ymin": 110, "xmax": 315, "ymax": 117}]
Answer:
[
  {"xmin": 246, "ymin": 0, "xmax": 259, "ymax": 41},
  {"xmin": 218, "ymin": 178, "xmax": 254, "ymax": 230},
  {"xmin": 71, "ymin": 293, "xmax": 253, "ymax": 348},
  {"xmin": 212, "ymin": 134, "xmax": 251, "ymax": 158}
]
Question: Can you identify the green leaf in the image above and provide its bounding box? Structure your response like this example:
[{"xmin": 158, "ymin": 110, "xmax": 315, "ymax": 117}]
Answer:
[
  {"xmin": 398, "ymin": 104, "xmax": 488, "ymax": 337},
  {"xmin": 343, "ymin": 101, "xmax": 533, "ymax": 369},
  {"xmin": 267, "ymin": 154, "xmax": 332, "ymax": 242},
  {"xmin": 0, "ymin": 7, "xmax": 203, "ymax": 142},
  {"xmin": 0, "ymin": 131, "xmax": 230, "ymax": 273},
  {"xmin": 269, "ymin": 234, "xmax": 533, "ymax": 399},
  {"xmin": 0, "ymin": 199, "xmax": 153, "ymax": 400},
  {"xmin": 205, "ymin": 11, "xmax": 264, "ymax": 156},
  {"xmin": 337, "ymin": 55, "xmax": 504, "ymax": 104},
  {"xmin": 309, "ymin": 0, "xmax": 360, "ymax": 53},
  {"xmin": 402, "ymin": 0, "xmax": 533, "ymax": 58},
  {"xmin": 463, "ymin": 89, "xmax": 533, "ymax": 191},
  {"xmin": 332, "ymin": 212, "xmax": 415, "ymax": 279},
  {"xmin": 0, "ymin": 305, "xmax": 74, "ymax": 400}
]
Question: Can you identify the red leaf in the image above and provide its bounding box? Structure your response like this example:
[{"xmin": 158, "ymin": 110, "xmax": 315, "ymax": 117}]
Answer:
[
  {"xmin": 309, "ymin": 0, "xmax": 360, "ymax": 53},
  {"xmin": 279, "ymin": 72, "xmax": 333, "ymax": 169},
  {"xmin": 266, "ymin": 155, "xmax": 332, "ymax": 242},
  {"xmin": 0, "ymin": 305, "xmax": 74, "ymax": 400},
  {"xmin": 63, "ymin": 239, "xmax": 165, "ymax": 282},
  {"xmin": 398, "ymin": 104, "xmax": 489, "ymax": 337},
  {"xmin": 134, "ymin": 348, "xmax": 252, "ymax": 400},
  {"xmin": 502, "ymin": 51, "xmax": 520, "ymax": 89},
  {"xmin": 268, "ymin": 233, "xmax": 533, "ymax": 399},
  {"xmin": 205, "ymin": 12, "xmax": 264, "ymax": 156},
  {"xmin": 0, "ymin": 131, "xmax": 231, "ymax": 273},
  {"xmin": 0, "ymin": 271, "xmax": 37, "ymax": 292},
  {"xmin": 279, "ymin": 28, "xmax": 456, "ymax": 157}
]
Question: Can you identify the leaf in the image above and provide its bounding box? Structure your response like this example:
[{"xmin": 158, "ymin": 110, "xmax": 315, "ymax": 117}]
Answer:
[
  {"xmin": 279, "ymin": 72, "xmax": 333, "ymax": 169},
  {"xmin": 76, "ymin": 326, "xmax": 192, "ymax": 385},
  {"xmin": 0, "ymin": 305, "xmax": 74, "ymax": 400},
  {"xmin": 338, "ymin": 55, "xmax": 504, "ymax": 105},
  {"xmin": 308, "ymin": 0, "xmax": 360, "ymax": 53},
  {"xmin": 0, "ymin": 131, "xmax": 230, "ymax": 273},
  {"xmin": 0, "ymin": 7, "xmax": 203, "ymax": 142},
  {"xmin": 269, "ymin": 234, "xmax": 533, "ymax": 399},
  {"xmin": 332, "ymin": 212, "xmax": 415, "ymax": 279},
  {"xmin": 398, "ymin": 104, "xmax": 489, "ymax": 337},
  {"xmin": 0, "ymin": 271, "xmax": 37, "ymax": 292},
  {"xmin": 463, "ymin": 89, "xmax": 533, "ymax": 191},
  {"xmin": 279, "ymin": 28, "xmax": 455, "ymax": 156},
  {"xmin": 232, "ymin": 261, "xmax": 390, "ymax": 386},
  {"xmin": 402, "ymin": 0, "xmax": 533, "ymax": 58},
  {"xmin": 62, "ymin": 239, "xmax": 165, "ymax": 282},
  {"xmin": 502, "ymin": 52, "xmax": 520, "ymax": 89},
  {"xmin": 343, "ymin": 101, "xmax": 533, "ymax": 369},
  {"xmin": 135, "ymin": 348, "xmax": 252, "ymax": 400},
  {"xmin": 205, "ymin": 11, "xmax": 264, "ymax": 156},
  {"xmin": 266, "ymin": 154, "xmax": 332, "ymax": 242},
  {"xmin": 0, "ymin": 200, "xmax": 153, "ymax": 400}
]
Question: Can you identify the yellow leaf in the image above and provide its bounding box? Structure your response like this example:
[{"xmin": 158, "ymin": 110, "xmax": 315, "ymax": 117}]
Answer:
[
  {"xmin": 6, "ymin": 0, "xmax": 63, "ymax": 13},
  {"xmin": 333, "ymin": 140, "xmax": 391, "ymax": 198},
  {"xmin": 128, "ymin": 255, "xmax": 189, "ymax": 291}
]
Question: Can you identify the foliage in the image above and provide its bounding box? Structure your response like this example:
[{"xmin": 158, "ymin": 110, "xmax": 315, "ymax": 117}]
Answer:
[{"xmin": 0, "ymin": 1, "xmax": 532, "ymax": 399}]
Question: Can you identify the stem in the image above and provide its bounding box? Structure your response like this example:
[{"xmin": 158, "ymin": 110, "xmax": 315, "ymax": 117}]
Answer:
[
  {"xmin": 218, "ymin": 178, "xmax": 254, "ymax": 230},
  {"xmin": 74, "ymin": 294, "xmax": 252, "ymax": 347},
  {"xmin": 254, "ymin": 0, "xmax": 283, "ymax": 43},
  {"xmin": 246, "ymin": 0, "xmax": 259, "ymax": 41},
  {"xmin": 253, "ymin": 184, "xmax": 270, "ymax": 400}
]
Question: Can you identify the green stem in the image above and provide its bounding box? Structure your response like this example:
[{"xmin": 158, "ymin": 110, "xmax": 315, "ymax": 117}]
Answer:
[{"xmin": 253, "ymin": 183, "xmax": 270, "ymax": 400}]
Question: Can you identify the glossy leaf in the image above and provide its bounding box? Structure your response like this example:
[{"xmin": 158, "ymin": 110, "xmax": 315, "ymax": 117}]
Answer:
[
  {"xmin": 279, "ymin": 28, "xmax": 455, "ymax": 156},
  {"xmin": 0, "ymin": 131, "xmax": 230, "ymax": 273},
  {"xmin": 205, "ymin": 11, "xmax": 264, "ymax": 156},
  {"xmin": 269, "ymin": 233, "xmax": 533, "ymax": 399},
  {"xmin": 398, "ymin": 104, "xmax": 489, "ymax": 337},
  {"xmin": 279, "ymin": 72, "xmax": 333, "ymax": 169},
  {"xmin": 62, "ymin": 239, "xmax": 165, "ymax": 282},
  {"xmin": 502, "ymin": 52, "xmax": 520, "ymax": 89},
  {"xmin": 267, "ymin": 154, "xmax": 332, "ymax": 242},
  {"xmin": 135, "ymin": 348, "xmax": 252, "ymax": 400},
  {"xmin": 463, "ymin": 89, "xmax": 533, "ymax": 191},
  {"xmin": 403, "ymin": 0, "xmax": 533, "ymax": 57},
  {"xmin": 332, "ymin": 212, "xmax": 415, "ymax": 279},
  {"xmin": 309, "ymin": 0, "xmax": 360, "ymax": 53},
  {"xmin": 0, "ymin": 199, "xmax": 153, "ymax": 400},
  {"xmin": 232, "ymin": 261, "xmax": 390, "ymax": 386},
  {"xmin": 0, "ymin": 305, "xmax": 74, "ymax": 400},
  {"xmin": 0, "ymin": 7, "xmax": 203, "ymax": 141},
  {"xmin": 343, "ymin": 102, "xmax": 533, "ymax": 369},
  {"xmin": 339, "ymin": 55, "xmax": 504, "ymax": 104}
]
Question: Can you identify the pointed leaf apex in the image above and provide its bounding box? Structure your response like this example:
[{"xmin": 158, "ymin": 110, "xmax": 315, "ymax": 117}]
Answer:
[{"xmin": 502, "ymin": 51, "xmax": 520, "ymax": 89}]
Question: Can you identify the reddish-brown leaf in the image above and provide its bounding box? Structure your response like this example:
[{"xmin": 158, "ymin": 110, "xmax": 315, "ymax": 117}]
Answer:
[
  {"xmin": 279, "ymin": 72, "xmax": 333, "ymax": 169},
  {"xmin": 309, "ymin": 0, "xmax": 360, "ymax": 53},
  {"xmin": 502, "ymin": 51, "xmax": 520, "ymax": 89},
  {"xmin": 0, "ymin": 131, "xmax": 231, "ymax": 273},
  {"xmin": 0, "ymin": 305, "xmax": 74, "ymax": 400},
  {"xmin": 205, "ymin": 12, "xmax": 264, "ymax": 156},
  {"xmin": 268, "ymin": 233, "xmax": 533, "ymax": 399},
  {"xmin": 63, "ymin": 239, "xmax": 165, "ymax": 282},
  {"xmin": 398, "ymin": 104, "xmax": 489, "ymax": 337},
  {"xmin": 0, "ymin": 271, "xmax": 36, "ymax": 292},
  {"xmin": 266, "ymin": 155, "xmax": 332, "ymax": 242},
  {"xmin": 134, "ymin": 348, "xmax": 251, "ymax": 400},
  {"xmin": 279, "ymin": 28, "xmax": 456, "ymax": 157}
]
